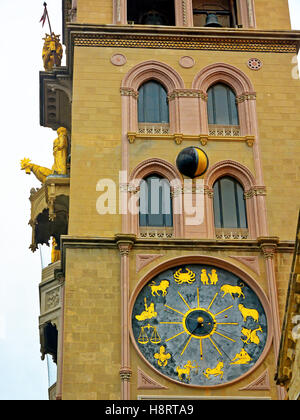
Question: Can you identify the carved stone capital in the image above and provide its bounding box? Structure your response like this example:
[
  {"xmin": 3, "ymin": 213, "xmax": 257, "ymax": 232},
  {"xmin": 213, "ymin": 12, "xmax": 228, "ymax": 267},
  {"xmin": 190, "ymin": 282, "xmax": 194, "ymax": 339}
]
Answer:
[
  {"xmin": 258, "ymin": 237, "xmax": 279, "ymax": 259},
  {"xmin": 115, "ymin": 234, "xmax": 136, "ymax": 256},
  {"xmin": 119, "ymin": 367, "xmax": 132, "ymax": 381}
]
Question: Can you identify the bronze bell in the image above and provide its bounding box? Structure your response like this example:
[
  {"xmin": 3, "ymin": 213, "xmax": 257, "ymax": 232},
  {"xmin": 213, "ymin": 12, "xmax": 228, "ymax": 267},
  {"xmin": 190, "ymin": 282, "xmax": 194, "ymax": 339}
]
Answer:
[{"xmin": 204, "ymin": 13, "xmax": 222, "ymax": 27}]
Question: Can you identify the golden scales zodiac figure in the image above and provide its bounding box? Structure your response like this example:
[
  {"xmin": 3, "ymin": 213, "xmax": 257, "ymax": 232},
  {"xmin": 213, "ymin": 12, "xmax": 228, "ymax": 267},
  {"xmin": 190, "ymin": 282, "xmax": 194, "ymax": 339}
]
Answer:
[{"xmin": 138, "ymin": 324, "xmax": 161, "ymax": 345}]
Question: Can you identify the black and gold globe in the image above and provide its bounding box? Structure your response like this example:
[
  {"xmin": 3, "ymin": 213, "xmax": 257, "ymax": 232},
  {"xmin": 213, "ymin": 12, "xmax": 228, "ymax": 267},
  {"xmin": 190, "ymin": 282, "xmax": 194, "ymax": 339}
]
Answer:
[{"xmin": 176, "ymin": 147, "xmax": 209, "ymax": 178}]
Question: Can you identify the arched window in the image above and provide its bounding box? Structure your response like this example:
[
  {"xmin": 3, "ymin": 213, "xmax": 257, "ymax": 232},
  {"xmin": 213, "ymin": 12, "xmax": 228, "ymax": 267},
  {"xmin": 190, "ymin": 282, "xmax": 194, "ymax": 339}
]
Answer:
[
  {"xmin": 213, "ymin": 176, "xmax": 247, "ymax": 229},
  {"xmin": 138, "ymin": 81, "xmax": 169, "ymax": 124},
  {"xmin": 207, "ymin": 83, "xmax": 239, "ymax": 126},
  {"xmin": 139, "ymin": 175, "xmax": 173, "ymax": 227}
]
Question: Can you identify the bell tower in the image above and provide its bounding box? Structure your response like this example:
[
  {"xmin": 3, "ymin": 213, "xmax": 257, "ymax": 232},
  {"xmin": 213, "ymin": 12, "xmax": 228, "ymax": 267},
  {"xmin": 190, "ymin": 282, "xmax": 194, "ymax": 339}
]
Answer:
[{"xmin": 25, "ymin": 0, "xmax": 300, "ymax": 400}]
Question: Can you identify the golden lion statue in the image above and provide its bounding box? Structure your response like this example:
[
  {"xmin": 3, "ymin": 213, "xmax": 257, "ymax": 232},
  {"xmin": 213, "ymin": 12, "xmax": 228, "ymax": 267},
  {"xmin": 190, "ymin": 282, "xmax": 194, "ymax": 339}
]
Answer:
[{"xmin": 42, "ymin": 33, "xmax": 63, "ymax": 71}]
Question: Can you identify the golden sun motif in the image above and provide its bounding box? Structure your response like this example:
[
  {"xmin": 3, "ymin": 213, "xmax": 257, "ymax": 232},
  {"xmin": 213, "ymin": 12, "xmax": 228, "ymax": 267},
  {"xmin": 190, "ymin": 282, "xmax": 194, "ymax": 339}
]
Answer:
[{"xmin": 161, "ymin": 289, "xmax": 238, "ymax": 360}]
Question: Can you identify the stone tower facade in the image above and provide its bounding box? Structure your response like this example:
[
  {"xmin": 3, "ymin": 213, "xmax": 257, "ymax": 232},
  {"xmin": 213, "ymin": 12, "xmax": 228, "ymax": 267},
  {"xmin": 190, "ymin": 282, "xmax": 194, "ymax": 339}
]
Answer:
[{"xmin": 30, "ymin": 0, "xmax": 300, "ymax": 400}]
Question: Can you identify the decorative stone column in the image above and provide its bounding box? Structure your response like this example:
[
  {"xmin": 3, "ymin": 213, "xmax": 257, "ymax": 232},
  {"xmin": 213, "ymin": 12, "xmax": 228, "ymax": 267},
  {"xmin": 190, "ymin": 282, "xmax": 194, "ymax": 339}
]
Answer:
[
  {"xmin": 115, "ymin": 234, "xmax": 136, "ymax": 400},
  {"xmin": 258, "ymin": 236, "xmax": 285, "ymax": 400}
]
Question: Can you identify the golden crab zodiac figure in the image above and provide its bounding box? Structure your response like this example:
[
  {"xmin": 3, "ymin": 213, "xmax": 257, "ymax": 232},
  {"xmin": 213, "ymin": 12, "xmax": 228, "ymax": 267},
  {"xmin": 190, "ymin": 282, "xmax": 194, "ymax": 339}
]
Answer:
[{"xmin": 174, "ymin": 268, "xmax": 196, "ymax": 285}]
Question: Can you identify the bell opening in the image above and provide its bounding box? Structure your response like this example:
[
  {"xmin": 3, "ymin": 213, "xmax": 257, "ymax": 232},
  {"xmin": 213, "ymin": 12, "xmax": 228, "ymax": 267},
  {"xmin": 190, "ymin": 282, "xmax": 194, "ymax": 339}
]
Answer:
[
  {"xmin": 127, "ymin": 0, "xmax": 175, "ymax": 26},
  {"xmin": 204, "ymin": 13, "xmax": 223, "ymax": 27}
]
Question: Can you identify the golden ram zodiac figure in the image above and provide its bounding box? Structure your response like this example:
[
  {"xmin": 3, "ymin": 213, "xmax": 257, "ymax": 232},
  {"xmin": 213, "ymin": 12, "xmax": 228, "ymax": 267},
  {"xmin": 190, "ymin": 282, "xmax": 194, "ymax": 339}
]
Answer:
[{"xmin": 238, "ymin": 304, "xmax": 259, "ymax": 322}]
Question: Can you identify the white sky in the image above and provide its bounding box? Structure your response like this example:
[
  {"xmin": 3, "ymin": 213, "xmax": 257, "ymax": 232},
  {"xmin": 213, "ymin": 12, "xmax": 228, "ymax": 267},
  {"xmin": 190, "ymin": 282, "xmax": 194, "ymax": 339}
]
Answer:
[{"xmin": 0, "ymin": 0, "xmax": 299, "ymax": 401}]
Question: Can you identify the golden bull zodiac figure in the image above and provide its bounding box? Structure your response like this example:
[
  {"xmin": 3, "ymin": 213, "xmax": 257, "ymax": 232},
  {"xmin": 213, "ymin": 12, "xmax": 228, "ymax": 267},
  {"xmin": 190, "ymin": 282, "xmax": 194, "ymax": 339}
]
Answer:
[{"xmin": 220, "ymin": 284, "xmax": 245, "ymax": 299}]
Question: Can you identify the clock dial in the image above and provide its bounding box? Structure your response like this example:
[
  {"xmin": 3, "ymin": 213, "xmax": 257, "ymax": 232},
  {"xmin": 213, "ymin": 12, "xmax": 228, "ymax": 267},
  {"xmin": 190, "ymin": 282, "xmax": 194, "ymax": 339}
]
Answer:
[{"xmin": 131, "ymin": 264, "xmax": 268, "ymax": 387}]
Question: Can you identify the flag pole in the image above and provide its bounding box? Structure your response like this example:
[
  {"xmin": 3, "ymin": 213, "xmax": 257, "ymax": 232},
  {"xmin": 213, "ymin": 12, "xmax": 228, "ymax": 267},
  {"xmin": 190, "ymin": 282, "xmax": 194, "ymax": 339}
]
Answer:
[{"xmin": 43, "ymin": 2, "xmax": 53, "ymax": 34}]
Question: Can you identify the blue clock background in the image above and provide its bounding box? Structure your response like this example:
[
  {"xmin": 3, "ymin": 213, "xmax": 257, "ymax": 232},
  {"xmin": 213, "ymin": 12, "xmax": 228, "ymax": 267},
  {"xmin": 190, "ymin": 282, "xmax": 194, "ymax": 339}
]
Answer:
[{"xmin": 131, "ymin": 264, "xmax": 268, "ymax": 386}]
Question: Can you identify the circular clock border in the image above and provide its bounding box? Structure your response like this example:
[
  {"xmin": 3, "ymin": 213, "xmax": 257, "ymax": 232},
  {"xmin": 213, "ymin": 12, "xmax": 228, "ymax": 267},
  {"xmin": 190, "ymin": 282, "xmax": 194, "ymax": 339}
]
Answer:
[{"xmin": 129, "ymin": 255, "xmax": 273, "ymax": 389}]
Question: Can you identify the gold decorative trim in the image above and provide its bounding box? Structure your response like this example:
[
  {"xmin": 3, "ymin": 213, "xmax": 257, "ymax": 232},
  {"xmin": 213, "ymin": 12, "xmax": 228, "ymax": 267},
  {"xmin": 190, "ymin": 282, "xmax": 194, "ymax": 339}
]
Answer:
[
  {"xmin": 236, "ymin": 92, "xmax": 257, "ymax": 103},
  {"xmin": 120, "ymin": 87, "xmax": 139, "ymax": 99},
  {"xmin": 244, "ymin": 186, "xmax": 267, "ymax": 199},
  {"xmin": 73, "ymin": 32, "xmax": 298, "ymax": 54},
  {"xmin": 168, "ymin": 89, "xmax": 207, "ymax": 101},
  {"xmin": 127, "ymin": 131, "xmax": 255, "ymax": 147}
]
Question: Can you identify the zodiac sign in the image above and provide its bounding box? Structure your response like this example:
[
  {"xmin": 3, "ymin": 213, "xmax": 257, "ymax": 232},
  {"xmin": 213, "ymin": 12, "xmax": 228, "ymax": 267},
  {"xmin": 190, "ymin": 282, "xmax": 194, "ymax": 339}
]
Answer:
[
  {"xmin": 208, "ymin": 269, "xmax": 219, "ymax": 285},
  {"xmin": 149, "ymin": 280, "xmax": 170, "ymax": 297},
  {"xmin": 230, "ymin": 348, "xmax": 252, "ymax": 365},
  {"xmin": 135, "ymin": 298, "xmax": 157, "ymax": 321},
  {"xmin": 176, "ymin": 360, "xmax": 199, "ymax": 382},
  {"xmin": 154, "ymin": 346, "xmax": 171, "ymax": 367},
  {"xmin": 220, "ymin": 284, "xmax": 245, "ymax": 299},
  {"xmin": 138, "ymin": 324, "xmax": 161, "ymax": 345},
  {"xmin": 200, "ymin": 269, "xmax": 209, "ymax": 285},
  {"xmin": 239, "ymin": 304, "xmax": 259, "ymax": 322},
  {"xmin": 241, "ymin": 326, "xmax": 262, "ymax": 345},
  {"xmin": 174, "ymin": 268, "xmax": 196, "ymax": 285},
  {"xmin": 201, "ymin": 269, "xmax": 219, "ymax": 285},
  {"xmin": 203, "ymin": 361, "xmax": 224, "ymax": 379}
]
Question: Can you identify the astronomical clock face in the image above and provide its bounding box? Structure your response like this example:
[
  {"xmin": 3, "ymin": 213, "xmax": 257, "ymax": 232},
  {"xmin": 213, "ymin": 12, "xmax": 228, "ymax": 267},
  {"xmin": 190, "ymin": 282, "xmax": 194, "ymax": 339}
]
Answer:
[{"xmin": 131, "ymin": 264, "xmax": 268, "ymax": 387}]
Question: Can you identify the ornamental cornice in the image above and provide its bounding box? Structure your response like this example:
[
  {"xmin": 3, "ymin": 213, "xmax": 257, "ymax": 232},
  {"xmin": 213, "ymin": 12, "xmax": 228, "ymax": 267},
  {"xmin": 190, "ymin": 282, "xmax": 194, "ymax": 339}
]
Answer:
[{"xmin": 68, "ymin": 24, "xmax": 300, "ymax": 54}]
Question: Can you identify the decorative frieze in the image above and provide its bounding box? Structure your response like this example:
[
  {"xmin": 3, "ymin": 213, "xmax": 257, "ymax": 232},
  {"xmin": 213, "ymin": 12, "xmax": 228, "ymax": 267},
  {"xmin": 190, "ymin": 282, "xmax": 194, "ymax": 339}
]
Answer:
[{"xmin": 72, "ymin": 32, "xmax": 298, "ymax": 54}]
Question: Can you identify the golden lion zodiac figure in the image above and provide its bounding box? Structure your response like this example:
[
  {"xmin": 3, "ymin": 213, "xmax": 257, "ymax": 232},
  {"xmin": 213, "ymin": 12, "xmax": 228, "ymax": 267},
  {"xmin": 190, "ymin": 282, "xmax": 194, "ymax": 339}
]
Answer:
[{"xmin": 149, "ymin": 280, "xmax": 170, "ymax": 297}]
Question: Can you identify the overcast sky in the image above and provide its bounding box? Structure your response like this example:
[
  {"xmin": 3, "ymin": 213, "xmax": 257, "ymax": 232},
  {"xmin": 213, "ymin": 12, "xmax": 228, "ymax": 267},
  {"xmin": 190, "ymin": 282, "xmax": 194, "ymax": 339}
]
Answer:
[{"xmin": 0, "ymin": 0, "xmax": 299, "ymax": 401}]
